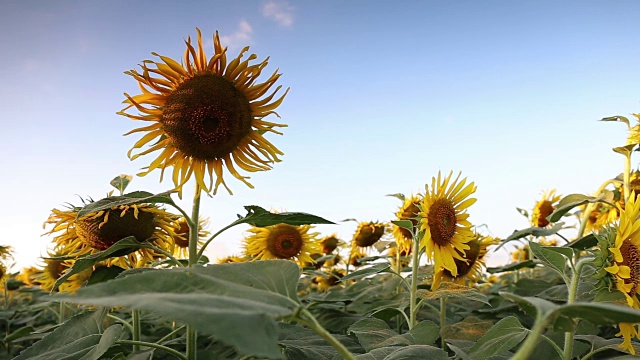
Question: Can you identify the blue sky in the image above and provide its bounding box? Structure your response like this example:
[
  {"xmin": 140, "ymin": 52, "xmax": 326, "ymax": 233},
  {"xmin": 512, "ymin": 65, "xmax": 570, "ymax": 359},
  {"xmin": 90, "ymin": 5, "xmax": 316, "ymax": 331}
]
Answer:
[{"xmin": 2, "ymin": 1, "xmax": 640, "ymax": 270}]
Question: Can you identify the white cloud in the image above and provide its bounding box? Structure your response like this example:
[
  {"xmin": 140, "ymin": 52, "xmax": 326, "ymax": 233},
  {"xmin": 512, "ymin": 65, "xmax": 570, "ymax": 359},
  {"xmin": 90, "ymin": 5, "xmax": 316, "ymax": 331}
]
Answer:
[
  {"xmin": 262, "ymin": 1, "xmax": 294, "ymax": 27},
  {"xmin": 220, "ymin": 20, "xmax": 253, "ymax": 49}
]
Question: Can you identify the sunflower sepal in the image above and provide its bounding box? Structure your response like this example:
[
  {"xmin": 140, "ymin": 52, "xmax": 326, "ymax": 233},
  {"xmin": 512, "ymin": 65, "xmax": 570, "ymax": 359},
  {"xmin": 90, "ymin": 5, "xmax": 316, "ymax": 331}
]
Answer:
[{"xmin": 76, "ymin": 191, "xmax": 177, "ymax": 218}]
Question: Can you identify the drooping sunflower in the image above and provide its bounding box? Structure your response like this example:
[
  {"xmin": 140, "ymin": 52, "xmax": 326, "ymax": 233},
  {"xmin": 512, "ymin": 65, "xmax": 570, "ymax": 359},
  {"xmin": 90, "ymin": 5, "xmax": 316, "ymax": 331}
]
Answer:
[
  {"xmin": 349, "ymin": 247, "xmax": 368, "ymax": 267},
  {"xmin": 171, "ymin": 216, "xmax": 210, "ymax": 259},
  {"xmin": 32, "ymin": 249, "xmax": 92, "ymax": 293},
  {"xmin": 531, "ymin": 189, "xmax": 561, "ymax": 228},
  {"xmin": 392, "ymin": 195, "xmax": 422, "ymax": 253},
  {"xmin": 352, "ymin": 222, "xmax": 387, "ymax": 248},
  {"xmin": 16, "ymin": 266, "xmax": 41, "ymax": 287},
  {"xmin": 44, "ymin": 199, "xmax": 177, "ymax": 269},
  {"xmin": 584, "ymin": 202, "xmax": 619, "ymax": 234},
  {"xmin": 244, "ymin": 224, "xmax": 321, "ymax": 266},
  {"xmin": 119, "ymin": 28, "xmax": 288, "ymax": 196},
  {"xmin": 431, "ymin": 235, "xmax": 498, "ymax": 290},
  {"xmin": 419, "ymin": 171, "xmax": 477, "ymax": 277},
  {"xmin": 320, "ymin": 234, "xmax": 342, "ymax": 254},
  {"xmin": 388, "ymin": 246, "xmax": 411, "ymax": 270}
]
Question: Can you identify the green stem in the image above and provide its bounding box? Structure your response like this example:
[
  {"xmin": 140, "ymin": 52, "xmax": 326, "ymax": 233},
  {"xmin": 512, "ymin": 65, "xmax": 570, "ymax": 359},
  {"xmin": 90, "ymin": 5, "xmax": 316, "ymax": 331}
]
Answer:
[
  {"xmin": 563, "ymin": 257, "xmax": 594, "ymax": 360},
  {"xmin": 186, "ymin": 184, "xmax": 202, "ymax": 360},
  {"xmin": 116, "ymin": 340, "xmax": 188, "ymax": 360},
  {"xmin": 510, "ymin": 317, "xmax": 551, "ymax": 360},
  {"xmin": 107, "ymin": 314, "xmax": 134, "ymax": 335},
  {"xmin": 146, "ymin": 243, "xmax": 184, "ymax": 267},
  {"xmin": 541, "ymin": 334, "xmax": 565, "ymax": 359},
  {"xmin": 132, "ymin": 310, "xmax": 141, "ymax": 352},
  {"xmin": 440, "ymin": 297, "xmax": 447, "ymax": 351},
  {"xmin": 58, "ymin": 301, "xmax": 65, "ymax": 324},
  {"xmin": 157, "ymin": 324, "xmax": 186, "ymax": 344},
  {"xmin": 409, "ymin": 230, "xmax": 421, "ymax": 329},
  {"xmin": 297, "ymin": 308, "xmax": 356, "ymax": 360},
  {"xmin": 197, "ymin": 223, "xmax": 237, "ymax": 260}
]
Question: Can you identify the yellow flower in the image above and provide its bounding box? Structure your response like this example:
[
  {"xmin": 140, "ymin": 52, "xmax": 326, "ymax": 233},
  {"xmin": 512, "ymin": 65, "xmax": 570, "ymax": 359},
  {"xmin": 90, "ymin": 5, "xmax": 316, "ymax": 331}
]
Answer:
[
  {"xmin": 531, "ymin": 189, "xmax": 561, "ymax": 228},
  {"xmin": 539, "ymin": 237, "xmax": 557, "ymax": 247},
  {"xmin": 352, "ymin": 222, "xmax": 387, "ymax": 248},
  {"xmin": 511, "ymin": 245, "xmax": 530, "ymax": 263},
  {"xmin": 16, "ymin": 266, "xmax": 41, "ymax": 287},
  {"xmin": 392, "ymin": 195, "xmax": 422, "ymax": 253},
  {"xmin": 217, "ymin": 255, "xmax": 248, "ymax": 264},
  {"xmin": 431, "ymin": 235, "xmax": 498, "ymax": 289},
  {"xmin": 584, "ymin": 202, "xmax": 619, "ymax": 234},
  {"xmin": 388, "ymin": 246, "xmax": 411, "ymax": 270},
  {"xmin": 44, "ymin": 200, "xmax": 177, "ymax": 269},
  {"xmin": 313, "ymin": 269, "xmax": 345, "ymax": 292},
  {"xmin": 419, "ymin": 171, "xmax": 477, "ymax": 277},
  {"xmin": 171, "ymin": 217, "xmax": 210, "ymax": 259},
  {"xmin": 120, "ymin": 28, "xmax": 288, "ymax": 196},
  {"xmin": 244, "ymin": 224, "xmax": 321, "ymax": 266},
  {"xmin": 32, "ymin": 249, "xmax": 92, "ymax": 293},
  {"xmin": 349, "ymin": 247, "xmax": 368, "ymax": 267},
  {"xmin": 320, "ymin": 234, "xmax": 342, "ymax": 254}
]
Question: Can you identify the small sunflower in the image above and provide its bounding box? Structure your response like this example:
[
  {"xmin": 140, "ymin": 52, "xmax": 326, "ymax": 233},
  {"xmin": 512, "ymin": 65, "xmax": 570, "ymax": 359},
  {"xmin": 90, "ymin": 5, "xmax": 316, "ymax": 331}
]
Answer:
[
  {"xmin": 392, "ymin": 195, "xmax": 422, "ymax": 253},
  {"xmin": 431, "ymin": 235, "xmax": 498, "ymax": 290},
  {"xmin": 584, "ymin": 202, "xmax": 619, "ymax": 234},
  {"xmin": 16, "ymin": 266, "xmax": 41, "ymax": 287},
  {"xmin": 539, "ymin": 237, "xmax": 558, "ymax": 247},
  {"xmin": 511, "ymin": 244, "xmax": 530, "ymax": 263},
  {"xmin": 531, "ymin": 189, "xmax": 561, "ymax": 228},
  {"xmin": 244, "ymin": 224, "xmax": 321, "ymax": 265},
  {"xmin": 44, "ymin": 199, "xmax": 177, "ymax": 269},
  {"xmin": 352, "ymin": 222, "xmax": 387, "ymax": 248},
  {"xmin": 320, "ymin": 234, "xmax": 342, "ymax": 254},
  {"xmin": 171, "ymin": 216, "xmax": 210, "ymax": 258},
  {"xmin": 388, "ymin": 246, "xmax": 411, "ymax": 270},
  {"xmin": 419, "ymin": 171, "xmax": 477, "ymax": 277},
  {"xmin": 33, "ymin": 249, "xmax": 92, "ymax": 293},
  {"xmin": 120, "ymin": 28, "xmax": 288, "ymax": 196},
  {"xmin": 313, "ymin": 269, "xmax": 345, "ymax": 292}
]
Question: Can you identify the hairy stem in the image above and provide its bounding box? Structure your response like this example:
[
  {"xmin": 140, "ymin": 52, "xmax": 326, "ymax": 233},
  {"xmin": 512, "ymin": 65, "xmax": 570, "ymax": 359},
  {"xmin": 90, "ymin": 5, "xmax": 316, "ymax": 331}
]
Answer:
[
  {"xmin": 132, "ymin": 310, "xmax": 141, "ymax": 352},
  {"xmin": 297, "ymin": 308, "xmax": 356, "ymax": 360},
  {"xmin": 562, "ymin": 257, "xmax": 594, "ymax": 360},
  {"xmin": 186, "ymin": 183, "xmax": 202, "ymax": 360},
  {"xmin": 409, "ymin": 231, "xmax": 421, "ymax": 329}
]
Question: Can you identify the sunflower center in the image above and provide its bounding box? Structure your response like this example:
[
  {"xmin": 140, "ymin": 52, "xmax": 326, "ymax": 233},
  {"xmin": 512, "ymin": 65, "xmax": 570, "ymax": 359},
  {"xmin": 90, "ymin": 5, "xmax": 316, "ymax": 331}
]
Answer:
[
  {"xmin": 355, "ymin": 224, "xmax": 385, "ymax": 247},
  {"xmin": 536, "ymin": 200, "xmax": 554, "ymax": 227},
  {"xmin": 46, "ymin": 259, "xmax": 65, "ymax": 280},
  {"xmin": 322, "ymin": 237, "xmax": 339, "ymax": 254},
  {"xmin": 444, "ymin": 239, "xmax": 481, "ymax": 278},
  {"xmin": 161, "ymin": 74, "xmax": 253, "ymax": 160},
  {"xmin": 76, "ymin": 208, "xmax": 156, "ymax": 250},
  {"xmin": 174, "ymin": 220, "xmax": 190, "ymax": 249},
  {"xmin": 428, "ymin": 199, "xmax": 457, "ymax": 246},
  {"xmin": 621, "ymin": 239, "xmax": 640, "ymax": 297},
  {"xmin": 267, "ymin": 225, "xmax": 304, "ymax": 259},
  {"xmin": 399, "ymin": 202, "xmax": 421, "ymax": 240}
]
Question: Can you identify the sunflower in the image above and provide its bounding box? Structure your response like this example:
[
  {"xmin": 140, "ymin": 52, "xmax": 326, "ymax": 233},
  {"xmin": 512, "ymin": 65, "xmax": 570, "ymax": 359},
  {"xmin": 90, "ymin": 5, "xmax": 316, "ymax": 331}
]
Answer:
[
  {"xmin": 244, "ymin": 223, "xmax": 321, "ymax": 266},
  {"xmin": 431, "ymin": 235, "xmax": 498, "ymax": 290},
  {"xmin": 313, "ymin": 269, "xmax": 345, "ymax": 292},
  {"xmin": 16, "ymin": 266, "xmax": 41, "ymax": 287},
  {"xmin": 171, "ymin": 216, "xmax": 210, "ymax": 258},
  {"xmin": 320, "ymin": 234, "xmax": 342, "ymax": 254},
  {"xmin": 119, "ymin": 28, "xmax": 288, "ymax": 196},
  {"xmin": 392, "ymin": 195, "xmax": 422, "ymax": 253},
  {"xmin": 44, "ymin": 199, "xmax": 177, "ymax": 269},
  {"xmin": 352, "ymin": 222, "xmax": 387, "ymax": 248},
  {"xmin": 584, "ymin": 202, "xmax": 619, "ymax": 234},
  {"xmin": 511, "ymin": 245, "xmax": 530, "ymax": 263},
  {"xmin": 388, "ymin": 246, "xmax": 411, "ymax": 270},
  {"xmin": 531, "ymin": 189, "xmax": 561, "ymax": 228},
  {"xmin": 32, "ymin": 249, "xmax": 92, "ymax": 293},
  {"xmin": 419, "ymin": 171, "xmax": 477, "ymax": 277},
  {"xmin": 217, "ymin": 255, "xmax": 248, "ymax": 264},
  {"xmin": 349, "ymin": 247, "xmax": 368, "ymax": 267}
]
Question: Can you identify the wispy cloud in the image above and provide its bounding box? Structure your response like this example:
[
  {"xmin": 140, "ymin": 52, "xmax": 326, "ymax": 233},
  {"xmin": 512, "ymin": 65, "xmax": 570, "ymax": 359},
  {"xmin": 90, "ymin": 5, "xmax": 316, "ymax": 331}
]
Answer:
[
  {"xmin": 220, "ymin": 19, "xmax": 253, "ymax": 49},
  {"xmin": 262, "ymin": 1, "xmax": 294, "ymax": 27}
]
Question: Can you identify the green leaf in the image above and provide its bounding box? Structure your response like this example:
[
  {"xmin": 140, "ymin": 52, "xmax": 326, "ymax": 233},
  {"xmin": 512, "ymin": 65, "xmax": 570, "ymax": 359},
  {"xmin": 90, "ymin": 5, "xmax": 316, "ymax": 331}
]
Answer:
[
  {"xmin": 614, "ymin": 144, "xmax": 637, "ymax": 156},
  {"xmin": 547, "ymin": 194, "xmax": 613, "ymax": 223},
  {"xmin": 53, "ymin": 237, "xmax": 158, "ymax": 291},
  {"xmin": 391, "ymin": 220, "xmax": 413, "ymax": 234},
  {"xmin": 529, "ymin": 242, "xmax": 568, "ymax": 280},
  {"xmin": 567, "ymin": 234, "xmax": 598, "ymax": 250},
  {"xmin": 575, "ymin": 335, "xmax": 640, "ymax": 356},
  {"xmin": 341, "ymin": 263, "xmax": 391, "ymax": 282},
  {"xmin": 54, "ymin": 261, "xmax": 301, "ymax": 359},
  {"xmin": 487, "ymin": 260, "xmax": 536, "ymax": 274},
  {"xmin": 601, "ymin": 115, "xmax": 631, "ymax": 128},
  {"xmin": 552, "ymin": 302, "xmax": 640, "ymax": 326},
  {"xmin": 499, "ymin": 292, "xmax": 558, "ymax": 319},
  {"xmin": 497, "ymin": 222, "xmax": 564, "ymax": 250},
  {"xmin": 516, "ymin": 207, "xmax": 529, "ymax": 218},
  {"xmin": 386, "ymin": 193, "xmax": 406, "ymax": 202},
  {"xmin": 418, "ymin": 282, "xmax": 490, "ymax": 305},
  {"xmin": 13, "ymin": 308, "xmax": 108, "ymax": 360},
  {"xmin": 348, "ymin": 318, "xmax": 439, "ymax": 351},
  {"xmin": 77, "ymin": 191, "xmax": 176, "ymax": 218},
  {"xmin": 86, "ymin": 266, "xmax": 126, "ymax": 286},
  {"xmin": 78, "ymin": 324, "xmax": 123, "ymax": 360},
  {"xmin": 354, "ymin": 345, "xmax": 448, "ymax": 360},
  {"xmin": 109, "ymin": 174, "xmax": 133, "ymax": 194},
  {"xmin": 278, "ymin": 323, "xmax": 363, "ymax": 360},
  {"xmin": 3, "ymin": 326, "xmax": 35, "ymax": 342},
  {"xmin": 467, "ymin": 316, "xmax": 528, "ymax": 360},
  {"xmin": 239, "ymin": 206, "xmax": 334, "ymax": 227}
]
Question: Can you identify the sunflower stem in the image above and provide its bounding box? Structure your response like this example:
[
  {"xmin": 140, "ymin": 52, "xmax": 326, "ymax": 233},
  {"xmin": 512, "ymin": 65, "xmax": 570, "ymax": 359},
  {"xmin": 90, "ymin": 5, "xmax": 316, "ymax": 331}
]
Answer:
[
  {"xmin": 297, "ymin": 308, "xmax": 356, "ymax": 360},
  {"xmin": 157, "ymin": 324, "xmax": 186, "ymax": 344},
  {"xmin": 116, "ymin": 340, "xmax": 188, "ymax": 360},
  {"xmin": 439, "ymin": 297, "xmax": 447, "ymax": 351},
  {"xmin": 562, "ymin": 256, "xmax": 594, "ymax": 360},
  {"xmin": 132, "ymin": 310, "xmax": 141, "ymax": 352},
  {"xmin": 409, "ymin": 229, "xmax": 421, "ymax": 330},
  {"xmin": 186, "ymin": 183, "xmax": 202, "ymax": 360},
  {"xmin": 510, "ymin": 316, "xmax": 551, "ymax": 360},
  {"xmin": 107, "ymin": 314, "xmax": 134, "ymax": 335},
  {"xmin": 58, "ymin": 301, "xmax": 65, "ymax": 324}
]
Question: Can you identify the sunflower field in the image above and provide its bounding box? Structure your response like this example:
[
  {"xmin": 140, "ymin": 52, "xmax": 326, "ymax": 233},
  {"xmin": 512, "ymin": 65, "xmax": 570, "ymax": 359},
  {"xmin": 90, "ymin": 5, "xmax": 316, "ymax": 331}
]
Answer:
[{"xmin": 5, "ymin": 28, "xmax": 640, "ymax": 360}]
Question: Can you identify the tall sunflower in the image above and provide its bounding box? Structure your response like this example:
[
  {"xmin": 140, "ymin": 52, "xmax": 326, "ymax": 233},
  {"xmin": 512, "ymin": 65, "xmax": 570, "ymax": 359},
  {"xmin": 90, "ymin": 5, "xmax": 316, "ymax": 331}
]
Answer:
[
  {"xmin": 419, "ymin": 171, "xmax": 477, "ymax": 277},
  {"xmin": 431, "ymin": 235, "xmax": 498, "ymax": 290},
  {"xmin": 119, "ymin": 28, "xmax": 288, "ymax": 196},
  {"xmin": 171, "ymin": 216, "xmax": 209, "ymax": 259},
  {"xmin": 531, "ymin": 189, "xmax": 561, "ymax": 228},
  {"xmin": 244, "ymin": 223, "xmax": 321, "ymax": 266},
  {"xmin": 352, "ymin": 222, "xmax": 387, "ymax": 248},
  {"xmin": 392, "ymin": 195, "xmax": 422, "ymax": 253},
  {"xmin": 43, "ymin": 199, "xmax": 177, "ymax": 269}
]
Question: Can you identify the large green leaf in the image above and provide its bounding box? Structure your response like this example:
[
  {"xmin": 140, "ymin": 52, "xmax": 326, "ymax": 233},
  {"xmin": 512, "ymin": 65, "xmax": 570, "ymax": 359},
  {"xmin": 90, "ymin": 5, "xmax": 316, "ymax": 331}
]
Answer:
[
  {"xmin": 553, "ymin": 302, "xmax": 640, "ymax": 326},
  {"xmin": 547, "ymin": 194, "xmax": 613, "ymax": 223},
  {"xmin": 467, "ymin": 316, "xmax": 528, "ymax": 360},
  {"xmin": 77, "ymin": 191, "xmax": 176, "ymax": 218},
  {"xmin": 487, "ymin": 260, "xmax": 537, "ymax": 274},
  {"xmin": 567, "ymin": 234, "xmax": 598, "ymax": 250},
  {"xmin": 499, "ymin": 292, "xmax": 558, "ymax": 319},
  {"xmin": 278, "ymin": 323, "xmax": 363, "ymax": 360},
  {"xmin": 109, "ymin": 174, "xmax": 133, "ymax": 194},
  {"xmin": 354, "ymin": 345, "xmax": 448, "ymax": 360},
  {"xmin": 54, "ymin": 261, "xmax": 301, "ymax": 359},
  {"xmin": 348, "ymin": 318, "xmax": 439, "ymax": 352},
  {"xmin": 529, "ymin": 242, "xmax": 568, "ymax": 281},
  {"xmin": 341, "ymin": 263, "xmax": 391, "ymax": 282},
  {"xmin": 418, "ymin": 282, "xmax": 490, "ymax": 305},
  {"xmin": 497, "ymin": 222, "xmax": 564, "ymax": 250},
  {"xmin": 13, "ymin": 308, "xmax": 111, "ymax": 360},
  {"xmin": 239, "ymin": 206, "xmax": 334, "ymax": 226},
  {"xmin": 575, "ymin": 335, "xmax": 640, "ymax": 356}
]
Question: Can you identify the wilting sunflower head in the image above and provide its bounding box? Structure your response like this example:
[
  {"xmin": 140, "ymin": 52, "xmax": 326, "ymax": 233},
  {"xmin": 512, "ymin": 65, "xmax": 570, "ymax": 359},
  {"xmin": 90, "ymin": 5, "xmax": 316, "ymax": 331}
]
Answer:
[
  {"xmin": 244, "ymin": 223, "xmax": 321, "ymax": 266},
  {"xmin": 392, "ymin": 195, "xmax": 422, "ymax": 253},
  {"xmin": 120, "ymin": 28, "xmax": 289, "ymax": 196},
  {"xmin": 321, "ymin": 234, "xmax": 342, "ymax": 254},
  {"xmin": 301, "ymin": 253, "xmax": 325, "ymax": 269},
  {"xmin": 352, "ymin": 222, "xmax": 387, "ymax": 248},
  {"xmin": 313, "ymin": 269, "xmax": 345, "ymax": 292},
  {"xmin": 419, "ymin": 171, "xmax": 477, "ymax": 277},
  {"xmin": 431, "ymin": 235, "xmax": 498, "ymax": 290},
  {"xmin": 349, "ymin": 248, "xmax": 368, "ymax": 267},
  {"xmin": 16, "ymin": 266, "xmax": 41, "ymax": 287},
  {"xmin": 171, "ymin": 216, "xmax": 210, "ymax": 258},
  {"xmin": 531, "ymin": 189, "xmax": 562, "ymax": 228},
  {"xmin": 0, "ymin": 246, "xmax": 13, "ymax": 262},
  {"xmin": 31, "ymin": 248, "xmax": 91, "ymax": 293},
  {"xmin": 44, "ymin": 199, "xmax": 176, "ymax": 269}
]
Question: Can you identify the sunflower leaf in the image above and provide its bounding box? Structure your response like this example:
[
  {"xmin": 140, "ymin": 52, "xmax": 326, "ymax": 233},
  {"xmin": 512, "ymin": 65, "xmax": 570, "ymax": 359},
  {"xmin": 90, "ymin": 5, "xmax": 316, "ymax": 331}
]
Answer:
[
  {"xmin": 467, "ymin": 316, "xmax": 528, "ymax": 360},
  {"xmin": 529, "ymin": 242, "xmax": 569, "ymax": 281},
  {"xmin": 109, "ymin": 174, "xmax": 133, "ymax": 194},
  {"xmin": 547, "ymin": 194, "xmax": 614, "ymax": 223},
  {"xmin": 567, "ymin": 234, "xmax": 598, "ymax": 250},
  {"xmin": 76, "ymin": 191, "xmax": 176, "ymax": 218},
  {"xmin": 356, "ymin": 345, "xmax": 449, "ymax": 360},
  {"xmin": 418, "ymin": 283, "xmax": 490, "ymax": 305},
  {"xmin": 496, "ymin": 222, "xmax": 564, "ymax": 250},
  {"xmin": 386, "ymin": 193, "xmax": 406, "ymax": 202},
  {"xmin": 575, "ymin": 335, "xmax": 640, "ymax": 355},
  {"xmin": 53, "ymin": 260, "xmax": 301, "ymax": 359},
  {"xmin": 237, "ymin": 205, "xmax": 334, "ymax": 227},
  {"xmin": 601, "ymin": 115, "xmax": 631, "ymax": 128},
  {"xmin": 552, "ymin": 302, "xmax": 640, "ymax": 326},
  {"xmin": 340, "ymin": 263, "xmax": 391, "ymax": 282},
  {"xmin": 487, "ymin": 259, "xmax": 537, "ymax": 273},
  {"xmin": 500, "ymin": 292, "xmax": 558, "ymax": 319},
  {"xmin": 348, "ymin": 318, "xmax": 439, "ymax": 351}
]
